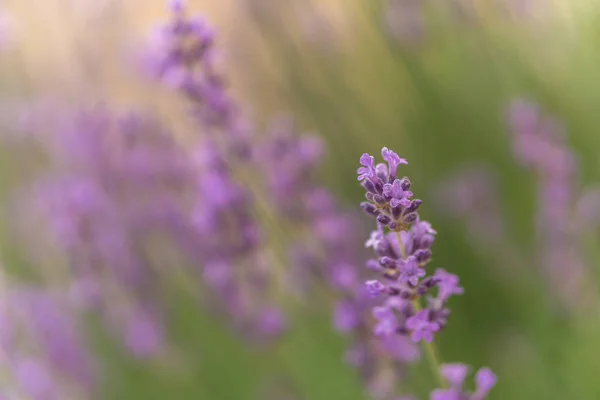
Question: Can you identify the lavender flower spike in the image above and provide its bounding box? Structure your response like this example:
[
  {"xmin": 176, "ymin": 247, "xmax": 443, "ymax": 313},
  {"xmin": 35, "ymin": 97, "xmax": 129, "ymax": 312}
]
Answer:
[
  {"xmin": 359, "ymin": 148, "xmax": 458, "ymax": 345},
  {"xmin": 430, "ymin": 363, "xmax": 497, "ymax": 400},
  {"xmin": 358, "ymin": 148, "xmax": 419, "ymax": 231},
  {"xmin": 358, "ymin": 147, "xmax": 495, "ymax": 399}
]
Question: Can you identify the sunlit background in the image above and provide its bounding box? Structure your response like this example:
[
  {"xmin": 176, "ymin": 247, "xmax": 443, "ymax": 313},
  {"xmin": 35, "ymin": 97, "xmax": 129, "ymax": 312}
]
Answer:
[{"xmin": 1, "ymin": 0, "xmax": 600, "ymax": 399}]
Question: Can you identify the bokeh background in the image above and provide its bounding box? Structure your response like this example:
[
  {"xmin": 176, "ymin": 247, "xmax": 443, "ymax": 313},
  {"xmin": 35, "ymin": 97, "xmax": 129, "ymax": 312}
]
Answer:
[{"xmin": 1, "ymin": 0, "xmax": 600, "ymax": 399}]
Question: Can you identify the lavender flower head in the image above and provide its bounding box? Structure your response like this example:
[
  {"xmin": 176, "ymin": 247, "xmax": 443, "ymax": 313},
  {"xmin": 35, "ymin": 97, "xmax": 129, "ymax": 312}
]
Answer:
[
  {"xmin": 22, "ymin": 109, "xmax": 192, "ymax": 359},
  {"xmin": 358, "ymin": 147, "xmax": 418, "ymax": 231},
  {"xmin": 0, "ymin": 283, "xmax": 96, "ymax": 400},
  {"xmin": 358, "ymin": 147, "xmax": 495, "ymax": 399},
  {"xmin": 147, "ymin": 0, "xmax": 241, "ymax": 134}
]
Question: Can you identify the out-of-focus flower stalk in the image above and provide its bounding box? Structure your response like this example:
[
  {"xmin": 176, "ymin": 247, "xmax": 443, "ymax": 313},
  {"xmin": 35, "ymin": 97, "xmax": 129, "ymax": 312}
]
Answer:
[{"xmin": 506, "ymin": 99, "xmax": 598, "ymax": 312}]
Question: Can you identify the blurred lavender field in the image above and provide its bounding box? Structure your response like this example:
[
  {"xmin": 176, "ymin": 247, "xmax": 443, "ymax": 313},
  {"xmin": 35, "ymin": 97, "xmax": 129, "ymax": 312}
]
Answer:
[{"xmin": 0, "ymin": 0, "xmax": 599, "ymax": 399}]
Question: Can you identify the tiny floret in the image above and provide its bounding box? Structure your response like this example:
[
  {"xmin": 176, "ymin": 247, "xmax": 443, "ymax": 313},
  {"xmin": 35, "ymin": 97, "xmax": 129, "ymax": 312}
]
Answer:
[
  {"xmin": 357, "ymin": 153, "xmax": 377, "ymax": 181},
  {"xmin": 366, "ymin": 280, "xmax": 387, "ymax": 298}
]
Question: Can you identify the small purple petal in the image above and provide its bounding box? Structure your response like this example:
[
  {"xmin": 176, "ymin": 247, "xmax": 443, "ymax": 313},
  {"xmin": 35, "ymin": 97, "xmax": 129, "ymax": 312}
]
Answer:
[{"xmin": 365, "ymin": 280, "xmax": 387, "ymax": 298}]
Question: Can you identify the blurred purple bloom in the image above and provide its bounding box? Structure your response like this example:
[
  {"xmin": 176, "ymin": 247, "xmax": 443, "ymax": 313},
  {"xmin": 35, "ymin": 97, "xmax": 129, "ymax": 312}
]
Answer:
[
  {"xmin": 256, "ymin": 307, "xmax": 287, "ymax": 338},
  {"xmin": 15, "ymin": 359, "xmax": 56, "ymax": 400},
  {"xmin": 434, "ymin": 269, "xmax": 464, "ymax": 302},
  {"xmin": 359, "ymin": 149, "xmax": 461, "ymax": 343},
  {"xmin": 330, "ymin": 263, "xmax": 359, "ymax": 290},
  {"xmin": 378, "ymin": 335, "xmax": 420, "ymax": 363},
  {"xmin": 440, "ymin": 363, "xmax": 469, "ymax": 387},
  {"xmin": 334, "ymin": 300, "xmax": 360, "ymax": 332},
  {"xmin": 373, "ymin": 306, "xmax": 397, "ymax": 337},
  {"xmin": 359, "ymin": 149, "xmax": 420, "ymax": 231},
  {"xmin": 506, "ymin": 99, "xmax": 597, "ymax": 309},
  {"xmin": 431, "ymin": 363, "xmax": 497, "ymax": 400},
  {"xmin": 1, "ymin": 286, "xmax": 96, "ymax": 399},
  {"xmin": 124, "ymin": 311, "xmax": 165, "ymax": 358}
]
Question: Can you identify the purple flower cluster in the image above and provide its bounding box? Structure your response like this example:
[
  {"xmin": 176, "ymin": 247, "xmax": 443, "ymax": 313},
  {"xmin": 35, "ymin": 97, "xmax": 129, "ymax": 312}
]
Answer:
[
  {"xmin": 358, "ymin": 147, "xmax": 496, "ymax": 399},
  {"xmin": 146, "ymin": 1, "xmax": 372, "ymax": 346},
  {"xmin": 359, "ymin": 148, "xmax": 459, "ymax": 343},
  {"xmin": 145, "ymin": 1, "xmax": 302, "ymax": 340},
  {"xmin": 11, "ymin": 6, "xmax": 297, "ymax": 394},
  {"xmin": 435, "ymin": 100, "xmax": 600, "ymax": 312},
  {"xmin": 506, "ymin": 99, "xmax": 598, "ymax": 310},
  {"xmin": 192, "ymin": 140, "xmax": 286, "ymax": 341},
  {"xmin": 147, "ymin": 0, "xmax": 248, "ymax": 151},
  {"xmin": 431, "ymin": 363, "xmax": 496, "ymax": 400},
  {"xmin": 0, "ymin": 284, "xmax": 95, "ymax": 400},
  {"xmin": 148, "ymin": 1, "xmax": 226, "ymax": 123},
  {"xmin": 28, "ymin": 109, "xmax": 193, "ymax": 358},
  {"xmin": 251, "ymin": 135, "xmax": 418, "ymax": 398}
]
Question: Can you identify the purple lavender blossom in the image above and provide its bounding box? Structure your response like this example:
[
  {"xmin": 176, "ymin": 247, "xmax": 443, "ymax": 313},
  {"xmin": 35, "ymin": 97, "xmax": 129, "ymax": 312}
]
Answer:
[
  {"xmin": 430, "ymin": 363, "xmax": 497, "ymax": 400},
  {"xmin": 358, "ymin": 148, "xmax": 494, "ymax": 399},
  {"xmin": 359, "ymin": 147, "xmax": 419, "ymax": 231},
  {"xmin": 146, "ymin": 0, "xmax": 243, "ymax": 138},
  {"xmin": 191, "ymin": 143, "xmax": 288, "ymax": 340},
  {"xmin": 124, "ymin": 310, "xmax": 165, "ymax": 358},
  {"xmin": 237, "ymin": 111, "xmax": 409, "ymax": 397},
  {"xmin": 19, "ymin": 108, "xmax": 205, "ymax": 357},
  {"xmin": 378, "ymin": 334, "xmax": 420, "ymax": 363},
  {"xmin": 1, "ymin": 285, "xmax": 96, "ymax": 399},
  {"xmin": 255, "ymin": 307, "xmax": 287, "ymax": 339},
  {"xmin": 434, "ymin": 269, "xmax": 464, "ymax": 302},
  {"xmin": 334, "ymin": 300, "xmax": 360, "ymax": 332},
  {"xmin": 146, "ymin": 3, "xmax": 304, "ymax": 344}
]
